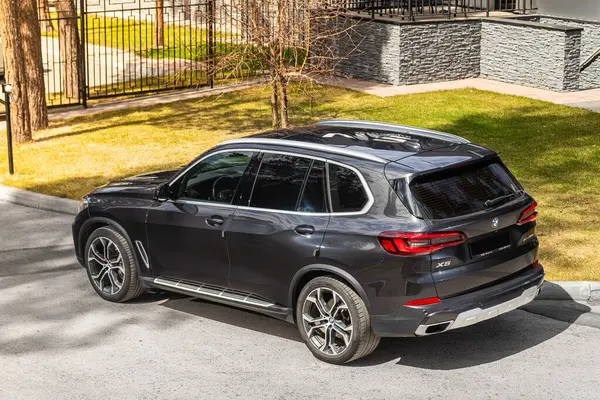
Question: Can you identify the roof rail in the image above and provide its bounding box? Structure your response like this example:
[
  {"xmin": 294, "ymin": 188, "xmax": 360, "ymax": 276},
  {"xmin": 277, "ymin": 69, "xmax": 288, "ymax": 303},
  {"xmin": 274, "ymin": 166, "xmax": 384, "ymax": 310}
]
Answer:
[
  {"xmin": 316, "ymin": 120, "xmax": 470, "ymax": 144},
  {"xmin": 216, "ymin": 138, "xmax": 387, "ymax": 163}
]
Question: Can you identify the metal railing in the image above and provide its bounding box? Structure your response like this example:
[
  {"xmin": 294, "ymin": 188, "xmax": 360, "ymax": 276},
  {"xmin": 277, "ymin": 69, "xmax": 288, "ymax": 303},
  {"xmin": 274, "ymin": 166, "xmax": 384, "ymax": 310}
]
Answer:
[{"xmin": 328, "ymin": 0, "xmax": 537, "ymax": 20}]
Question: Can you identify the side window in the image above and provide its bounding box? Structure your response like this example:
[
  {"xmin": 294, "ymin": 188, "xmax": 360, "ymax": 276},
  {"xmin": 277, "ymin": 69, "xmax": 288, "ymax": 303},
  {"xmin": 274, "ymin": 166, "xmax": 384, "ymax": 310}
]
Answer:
[
  {"xmin": 297, "ymin": 161, "xmax": 328, "ymax": 213},
  {"xmin": 176, "ymin": 151, "xmax": 254, "ymax": 204},
  {"xmin": 329, "ymin": 163, "xmax": 368, "ymax": 213},
  {"xmin": 249, "ymin": 154, "xmax": 311, "ymax": 211}
]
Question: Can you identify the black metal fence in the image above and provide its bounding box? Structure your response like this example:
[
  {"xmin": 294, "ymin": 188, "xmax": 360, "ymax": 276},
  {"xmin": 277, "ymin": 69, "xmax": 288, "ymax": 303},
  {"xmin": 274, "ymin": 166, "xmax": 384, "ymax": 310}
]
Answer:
[
  {"xmin": 331, "ymin": 0, "xmax": 537, "ymax": 21},
  {"xmin": 38, "ymin": 0, "xmax": 264, "ymax": 108}
]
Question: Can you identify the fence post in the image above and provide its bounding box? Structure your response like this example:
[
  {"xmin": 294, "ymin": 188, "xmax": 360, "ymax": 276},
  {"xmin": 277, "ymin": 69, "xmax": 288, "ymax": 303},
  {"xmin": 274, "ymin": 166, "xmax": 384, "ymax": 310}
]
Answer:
[
  {"xmin": 79, "ymin": 0, "xmax": 88, "ymax": 108},
  {"xmin": 370, "ymin": 0, "xmax": 375, "ymax": 20},
  {"xmin": 208, "ymin": 0, "xmax": 215, "ymax": 88},
  {"xmin": 486, "ymin": 0, "xmax": 490, "ymax": 17},
  {"xmin": 3, "ymin": 84, "xmax": 14, "ymax": 175}
]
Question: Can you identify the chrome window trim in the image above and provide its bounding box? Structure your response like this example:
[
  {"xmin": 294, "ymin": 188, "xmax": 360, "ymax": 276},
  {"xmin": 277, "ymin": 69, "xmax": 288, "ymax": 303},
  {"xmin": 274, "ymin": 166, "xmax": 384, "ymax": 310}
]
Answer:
[
  {"xmin": 164, "ymin": 147, "xmax": 374, "ymax": 217},
  {"xmin": 216, "ymin": 138, "xmax": 387, "ymax": 163},
  {"xmin": 315, "ymin": 120, "xmax": 470, "ymax": 144}
]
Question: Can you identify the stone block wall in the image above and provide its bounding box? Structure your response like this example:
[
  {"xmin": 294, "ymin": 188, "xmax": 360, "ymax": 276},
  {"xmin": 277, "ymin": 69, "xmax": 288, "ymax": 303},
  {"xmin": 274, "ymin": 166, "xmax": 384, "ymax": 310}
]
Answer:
[
  {"xmin": 397, "ymin": 21, "xmax": 481, "ymax": 85},
  {"xmin": 480, "ymin": 19, "xmax": 582, "ymax": 92},
  {"xmin": 333, "ymin": 16, "xmax": 592, "ymax": 92},
  {"xmin": 538, "ymin": 17, "xmax": 600, "ymax": 90},
  {"xmin": 335, "ymin": 20, "xmax": 480, "ymax": 86}
]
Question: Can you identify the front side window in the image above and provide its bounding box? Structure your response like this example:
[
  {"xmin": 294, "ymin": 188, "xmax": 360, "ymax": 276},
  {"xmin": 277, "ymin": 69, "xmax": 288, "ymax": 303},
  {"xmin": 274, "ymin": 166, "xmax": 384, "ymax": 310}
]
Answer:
[
  {"xmin": 329, "ymin": 164, "xmax": 368, "ymax": 213},
  {"xmin": 176, "ymin": 151, "xmax": 254, "ymax": 204},
  {"xmin": 250, "ymin": 154, "xmax": 312, "ymax": 211}
]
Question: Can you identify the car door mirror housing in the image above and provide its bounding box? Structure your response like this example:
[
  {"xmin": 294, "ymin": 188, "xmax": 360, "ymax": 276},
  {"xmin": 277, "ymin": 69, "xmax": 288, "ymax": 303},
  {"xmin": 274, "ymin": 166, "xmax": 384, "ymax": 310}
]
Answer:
[{"xmin": 154, "ymin": 183, "xmax": 172, "ymax": 202}]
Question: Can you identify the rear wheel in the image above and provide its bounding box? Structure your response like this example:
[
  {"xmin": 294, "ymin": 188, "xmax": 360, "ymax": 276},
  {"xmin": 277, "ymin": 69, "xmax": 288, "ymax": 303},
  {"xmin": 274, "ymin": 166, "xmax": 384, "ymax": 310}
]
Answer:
[
  {"xmin": 84, "ymin": 226, "xmax": 145, "ymax": 302},
  {"xmin": 296, "ymin": 276, "xmax": 380, "ymax": 364}
]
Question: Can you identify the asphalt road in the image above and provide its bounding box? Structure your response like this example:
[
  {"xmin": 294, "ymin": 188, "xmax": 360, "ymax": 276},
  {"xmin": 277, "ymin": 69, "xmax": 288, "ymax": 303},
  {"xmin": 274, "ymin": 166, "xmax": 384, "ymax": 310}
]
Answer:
[{"xmin": 1, "ymin": 201, "xmax": 599, "ymax": 400}]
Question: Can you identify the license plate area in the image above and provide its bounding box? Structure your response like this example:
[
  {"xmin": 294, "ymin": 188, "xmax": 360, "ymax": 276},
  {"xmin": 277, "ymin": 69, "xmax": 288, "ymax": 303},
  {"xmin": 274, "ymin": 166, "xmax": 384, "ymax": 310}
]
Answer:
[{"xmin": 469, "ymin": 232, "xmax": 511, "ymax": 258}]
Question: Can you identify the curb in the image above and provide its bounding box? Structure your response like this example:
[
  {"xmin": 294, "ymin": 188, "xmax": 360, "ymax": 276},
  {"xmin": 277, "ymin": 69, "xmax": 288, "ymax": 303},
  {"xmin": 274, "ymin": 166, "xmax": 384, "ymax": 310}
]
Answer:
[
  {"xmin": 538, "ymin": 281, "xmax": 600, "ymax": 302},
  {"xmin": 0, "ymin": 185, "xmax": 597, "ymax": 300},
  {"xmin": 0, "ymin": 185, "xmax": 79, "ymax": 215}
]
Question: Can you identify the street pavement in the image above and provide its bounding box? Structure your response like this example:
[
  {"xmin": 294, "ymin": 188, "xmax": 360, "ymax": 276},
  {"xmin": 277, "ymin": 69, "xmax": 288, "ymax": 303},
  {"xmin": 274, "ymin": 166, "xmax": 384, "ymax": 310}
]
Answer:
[{"xmin": 1, "ymin": 201, "xmax": 599, "ymax": 400}]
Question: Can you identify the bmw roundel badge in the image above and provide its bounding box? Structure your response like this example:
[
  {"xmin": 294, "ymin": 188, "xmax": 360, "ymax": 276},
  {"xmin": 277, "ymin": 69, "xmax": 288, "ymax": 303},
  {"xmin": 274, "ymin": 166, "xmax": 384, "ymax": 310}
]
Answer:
[{"xmin": 492, "ymin": 217, "xmax": 500, "ymax": 229}]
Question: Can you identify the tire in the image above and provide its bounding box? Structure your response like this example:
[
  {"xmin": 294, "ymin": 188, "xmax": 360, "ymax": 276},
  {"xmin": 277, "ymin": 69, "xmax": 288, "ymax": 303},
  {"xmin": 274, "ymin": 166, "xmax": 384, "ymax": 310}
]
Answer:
[
  {"xmin": 296, "ymin": 276, "xmax": 380, "ymax": 364},
  {"xmin": 84, "ymin": 226, "xmax": 145, "ymax": 303}
]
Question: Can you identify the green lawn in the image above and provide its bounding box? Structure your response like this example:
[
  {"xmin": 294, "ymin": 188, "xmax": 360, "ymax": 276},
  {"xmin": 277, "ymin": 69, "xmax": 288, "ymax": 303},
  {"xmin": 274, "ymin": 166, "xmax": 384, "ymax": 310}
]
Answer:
[
  {"xmin": 44, "ymin": 13, "xmax": 238, "ymax": 62},
  {"xmin": 1, "ymin": 84, "xmax": 599, "ymax": 281}
]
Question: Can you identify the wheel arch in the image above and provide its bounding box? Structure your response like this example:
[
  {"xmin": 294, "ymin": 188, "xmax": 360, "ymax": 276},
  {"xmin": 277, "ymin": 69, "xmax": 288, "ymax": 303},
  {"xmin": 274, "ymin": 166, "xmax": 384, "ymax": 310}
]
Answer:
[
  {"xmin": 288, "ymin": 264, "xmax": 371, "ymax": 317},
  {"xmin": 79, "ymin": 217, "xmax": 149, "ymax": 285}
]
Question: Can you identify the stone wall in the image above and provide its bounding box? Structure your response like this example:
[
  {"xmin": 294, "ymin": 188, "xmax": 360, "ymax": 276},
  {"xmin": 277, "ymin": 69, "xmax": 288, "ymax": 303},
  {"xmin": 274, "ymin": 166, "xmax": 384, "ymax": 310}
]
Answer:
[
  {"xmin": 335, "ymin": 20, "xmax": 480, "ymax": 86},
  {"xmin": 334, "ymin": 16, "xmax": 589, "ymax": 92},
  {"xmin": 480, "ymin": 19, "xmax": 582, "ymax": 92},
  {"xmin": 538, "ymin": 17, "xmax": 600, "ymax": 90},
  {"xmin": 397, "ymin": 21, "xmax": 481, "ymax": 85}
]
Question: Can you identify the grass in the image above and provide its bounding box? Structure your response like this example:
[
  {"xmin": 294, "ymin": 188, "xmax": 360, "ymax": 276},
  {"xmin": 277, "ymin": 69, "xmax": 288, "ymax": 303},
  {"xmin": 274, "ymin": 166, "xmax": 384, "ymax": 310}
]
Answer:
[
  {"xmin": 1, "ymin": 84, "xmax": 599, "ymax": 281},
  {"xmin": 44, "ymin": 13, "xmax": 238, "ymax": 62}
]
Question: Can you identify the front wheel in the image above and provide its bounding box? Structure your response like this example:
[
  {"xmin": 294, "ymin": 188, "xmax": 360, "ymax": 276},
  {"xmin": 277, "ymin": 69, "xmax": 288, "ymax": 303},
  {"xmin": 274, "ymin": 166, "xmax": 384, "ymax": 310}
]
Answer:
[
  {"xmin": 84, "ymin": 226, "xmax": 145, "ymax": 302},
  {"xmin": 296, "ymin": 276, "xmax": 380, "ymax": 364}
]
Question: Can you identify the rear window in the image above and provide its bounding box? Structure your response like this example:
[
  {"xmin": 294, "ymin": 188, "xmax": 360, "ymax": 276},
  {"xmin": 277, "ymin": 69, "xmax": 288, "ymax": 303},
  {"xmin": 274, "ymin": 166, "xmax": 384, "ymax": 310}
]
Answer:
[
  {"xmin": 329, "ymin": 164, "xmax": 368, "ymax": 213},
  {"xmin": 408, "ymin": 161, "xmax": 521, "ymax": 219}
]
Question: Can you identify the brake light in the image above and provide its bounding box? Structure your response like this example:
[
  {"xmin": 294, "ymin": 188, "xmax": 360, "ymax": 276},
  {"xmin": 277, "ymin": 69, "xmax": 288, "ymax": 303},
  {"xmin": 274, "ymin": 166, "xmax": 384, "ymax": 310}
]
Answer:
[
  {"xmin": 404, "ymin": 297, "xmax": 441, "ymax": 307},
  {"xmin": 532, "ymin": 259, "xmax": 539, "ymax": 269},
  {"xmin": 517, "ymin": 201, "xmax": 538, "ymax": 225},
  {"xmin": 377, "ymin": 232, "xmax": 466, "ymax": 255}
]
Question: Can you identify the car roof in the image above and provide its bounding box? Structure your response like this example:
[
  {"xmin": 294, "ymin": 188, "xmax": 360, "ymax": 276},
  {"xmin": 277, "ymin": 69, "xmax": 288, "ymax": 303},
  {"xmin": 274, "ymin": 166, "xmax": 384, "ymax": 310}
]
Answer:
[{"xmin": 217, "ymin": 120, "xmax": 471, "ymax": 163}]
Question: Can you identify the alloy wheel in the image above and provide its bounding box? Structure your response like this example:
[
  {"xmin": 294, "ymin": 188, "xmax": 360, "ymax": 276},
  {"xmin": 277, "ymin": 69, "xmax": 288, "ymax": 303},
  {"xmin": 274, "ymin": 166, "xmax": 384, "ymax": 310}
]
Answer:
[
  {"xmin": 301, "ymin": 287, "xmax": 353, "ymax": 356},
  {"xmin": 87, "ymin": 237, "xmax": 125, "ymax": 296}
]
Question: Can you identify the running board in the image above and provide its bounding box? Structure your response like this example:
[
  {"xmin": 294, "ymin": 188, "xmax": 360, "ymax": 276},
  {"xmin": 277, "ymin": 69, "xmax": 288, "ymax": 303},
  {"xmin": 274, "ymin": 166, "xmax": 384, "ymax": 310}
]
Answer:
[{"xmin": 149, "ymin": 277, "xmax": 293, "ymax": 322}]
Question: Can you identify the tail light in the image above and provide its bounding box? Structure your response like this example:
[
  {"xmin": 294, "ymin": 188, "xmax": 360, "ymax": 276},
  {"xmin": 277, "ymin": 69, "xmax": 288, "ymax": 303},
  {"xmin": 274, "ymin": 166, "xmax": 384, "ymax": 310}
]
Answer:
[
  {"xmin": 404, "ymin": 297, "xmax": 440, "ymax": 307},
  {"xmin": 532, "ymin": 259, "xmax": 539, "ymax": 269},
  {"xmin": 517, "ymin": 201, "xmax": 538, "ymax": 225},
  {"xmin": 377, "ymin": 232, "xmax": 466, "ymax": 256}
]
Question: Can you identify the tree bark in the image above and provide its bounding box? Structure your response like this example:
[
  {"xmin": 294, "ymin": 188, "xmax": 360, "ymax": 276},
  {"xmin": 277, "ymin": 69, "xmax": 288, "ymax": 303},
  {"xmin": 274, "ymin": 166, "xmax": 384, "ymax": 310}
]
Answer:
[
  {"xmin": 22, "ymin": 0, "xmax": 49, "ymax": 131},
  {"xmin": 55, "ymin": 0, "xmax": 81, "ymax": 99},
  {"xmin": 269, "ymin": 76, "xmax": 280, "ymax": 128},
  {"xmin": 277, "ymin": 75, "xmax": 289, "ymax": 128},
  {"xmin": 38, "ymin": 0, "xmax": 55, "ymax": 35},
  {"xmin": 0, "ymin": 0, "xmax": 32, "ymax": 143},
  {"xmin": 154, "ymin": 0, "xmax": 165, "ymax": 48}
]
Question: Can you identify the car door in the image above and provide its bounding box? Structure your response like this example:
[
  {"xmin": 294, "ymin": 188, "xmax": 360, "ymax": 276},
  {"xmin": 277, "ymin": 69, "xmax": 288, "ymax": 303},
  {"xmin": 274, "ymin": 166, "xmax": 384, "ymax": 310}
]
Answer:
[
  {"xmin": 226, "ymin": 152, "xmax": 330, "ymax": 305},
  {"xmin": 146, "ymin": 149, "xmax": 257, "ymax": 287}
]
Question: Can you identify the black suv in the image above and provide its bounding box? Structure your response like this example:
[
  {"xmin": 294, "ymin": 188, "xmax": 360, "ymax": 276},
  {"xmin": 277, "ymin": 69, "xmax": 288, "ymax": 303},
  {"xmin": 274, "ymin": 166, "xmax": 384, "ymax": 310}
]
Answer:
[{"xmin": 73, "ymin": 120, "xmax": 544, "ymax": 364}]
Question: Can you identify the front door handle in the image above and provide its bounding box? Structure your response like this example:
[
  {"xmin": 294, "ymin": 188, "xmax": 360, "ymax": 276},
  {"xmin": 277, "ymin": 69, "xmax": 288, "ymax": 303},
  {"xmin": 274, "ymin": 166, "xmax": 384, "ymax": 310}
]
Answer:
[
  {"xmin": 294, "ymin": 225, "xmax": 315, "ymax": 235},
  {"xmin": 206, "ymin": 215, "xmax": 224, "ymax": 227}
]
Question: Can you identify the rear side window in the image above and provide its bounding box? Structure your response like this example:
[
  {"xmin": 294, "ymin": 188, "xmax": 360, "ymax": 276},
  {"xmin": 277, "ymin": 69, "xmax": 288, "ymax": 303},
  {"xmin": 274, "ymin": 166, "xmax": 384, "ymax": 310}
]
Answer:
[
  {"xmin": 250, "ymin": 154, "xmax": 311, "ymax": 211},
  {"xmin": 329, "ymin": 164, "xmax": 368, "ymax": 213},
  {"xmin": 409, "ymin": 161, "xmax": 521, "ymax": 219},
  {"xmin": 298, "ymin": 161, "xmax": 327, "ymax": 213}
]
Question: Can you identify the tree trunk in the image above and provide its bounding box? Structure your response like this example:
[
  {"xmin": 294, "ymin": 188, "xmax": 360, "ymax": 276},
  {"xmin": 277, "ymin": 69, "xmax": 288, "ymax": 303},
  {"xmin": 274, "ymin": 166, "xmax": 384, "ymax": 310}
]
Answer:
[
  {"xmin": 154, "ymin": 0, "xmax": 165, "ymax": 48},
  {"xmin": 22, "ymin": 0, "xmax": 49, "ymax": 131},
  {"xmin": 277, "ymin": 75, "xmax": 289, "ymax": 128},
  {"xmin": 269, "ymin": 76, "xmax": 280, "ymax": 128},
  {"xmin": 38, "ymin": 0, "xmax": 55, "ymax": 35},
  {"xmin": 183, "ymin": 0, "xmax": 191, "ymax": 21},
  {"xmin": 0, "ymin": 0, "xmax": 32, "ymax": 143},
  {"xmin": 55, "ymin": 0, "xmax": 81, "ymax": 99}
]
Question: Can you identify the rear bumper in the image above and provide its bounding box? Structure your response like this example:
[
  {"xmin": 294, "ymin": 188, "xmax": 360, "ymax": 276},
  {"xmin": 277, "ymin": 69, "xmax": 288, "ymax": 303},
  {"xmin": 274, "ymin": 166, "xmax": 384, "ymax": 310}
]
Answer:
[{"xmin": 370, "ymin": 264, "xmax": 545, "ymax": 337}]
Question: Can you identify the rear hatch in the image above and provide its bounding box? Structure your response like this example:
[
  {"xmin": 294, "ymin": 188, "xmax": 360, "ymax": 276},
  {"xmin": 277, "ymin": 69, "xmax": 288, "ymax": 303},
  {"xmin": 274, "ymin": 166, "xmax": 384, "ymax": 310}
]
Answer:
[{"xmin": 388, "ymin": 147, "xmax": 539, "ymax": 299}]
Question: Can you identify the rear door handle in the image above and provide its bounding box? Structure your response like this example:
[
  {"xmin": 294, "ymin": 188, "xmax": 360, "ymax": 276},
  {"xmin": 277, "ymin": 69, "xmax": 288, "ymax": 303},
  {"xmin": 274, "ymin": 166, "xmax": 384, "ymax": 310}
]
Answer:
[
  {"xmin": 206, "ymin": 215, "xmax": 225, "ymax": 227},
  {"xmin": 294, "ymin": 225, "xmax": 315, "ymax": 235}
]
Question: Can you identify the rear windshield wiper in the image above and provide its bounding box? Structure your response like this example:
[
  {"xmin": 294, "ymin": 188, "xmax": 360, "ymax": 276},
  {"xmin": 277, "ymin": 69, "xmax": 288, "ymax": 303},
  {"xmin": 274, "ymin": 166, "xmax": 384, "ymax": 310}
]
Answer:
[{"xmin": 484, "ymin": 192, "xmax": 519, "ymax": 208}]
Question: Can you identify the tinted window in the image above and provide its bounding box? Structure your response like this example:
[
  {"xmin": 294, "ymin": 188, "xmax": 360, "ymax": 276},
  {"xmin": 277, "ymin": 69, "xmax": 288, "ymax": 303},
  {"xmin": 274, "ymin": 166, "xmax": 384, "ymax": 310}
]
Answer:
[
  {"xmin": 177, "ymin": 151, "xmax": 253, "ymax": 204},
  {"xmin": 329, "ymin": 164, "xmax": 368, "ymax": 213},
  {"xmin": 409, "ymin": 161, "xmax": 521, "ymax": 219},
  {"xmin": 297, "ymin": 161, "xmax": 327, "ymax": 213},
  {"xmin": 250, "ymin": 154, "xmax": 311, "ymax": 211}
]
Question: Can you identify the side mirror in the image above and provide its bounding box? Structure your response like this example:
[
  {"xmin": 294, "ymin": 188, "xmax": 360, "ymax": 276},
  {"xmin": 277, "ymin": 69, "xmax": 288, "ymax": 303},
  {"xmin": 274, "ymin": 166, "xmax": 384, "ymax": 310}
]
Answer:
[{"xmin": 154, "ymin": 183, "xmax": 172, "ymax": 202}]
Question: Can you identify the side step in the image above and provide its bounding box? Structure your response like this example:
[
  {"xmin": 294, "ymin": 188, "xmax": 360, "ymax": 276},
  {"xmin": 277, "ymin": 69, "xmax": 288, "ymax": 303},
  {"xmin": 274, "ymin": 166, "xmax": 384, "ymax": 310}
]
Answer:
[{"xmin": 149, "ymin": 277, "xmax": 293, "ymax": 322}]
